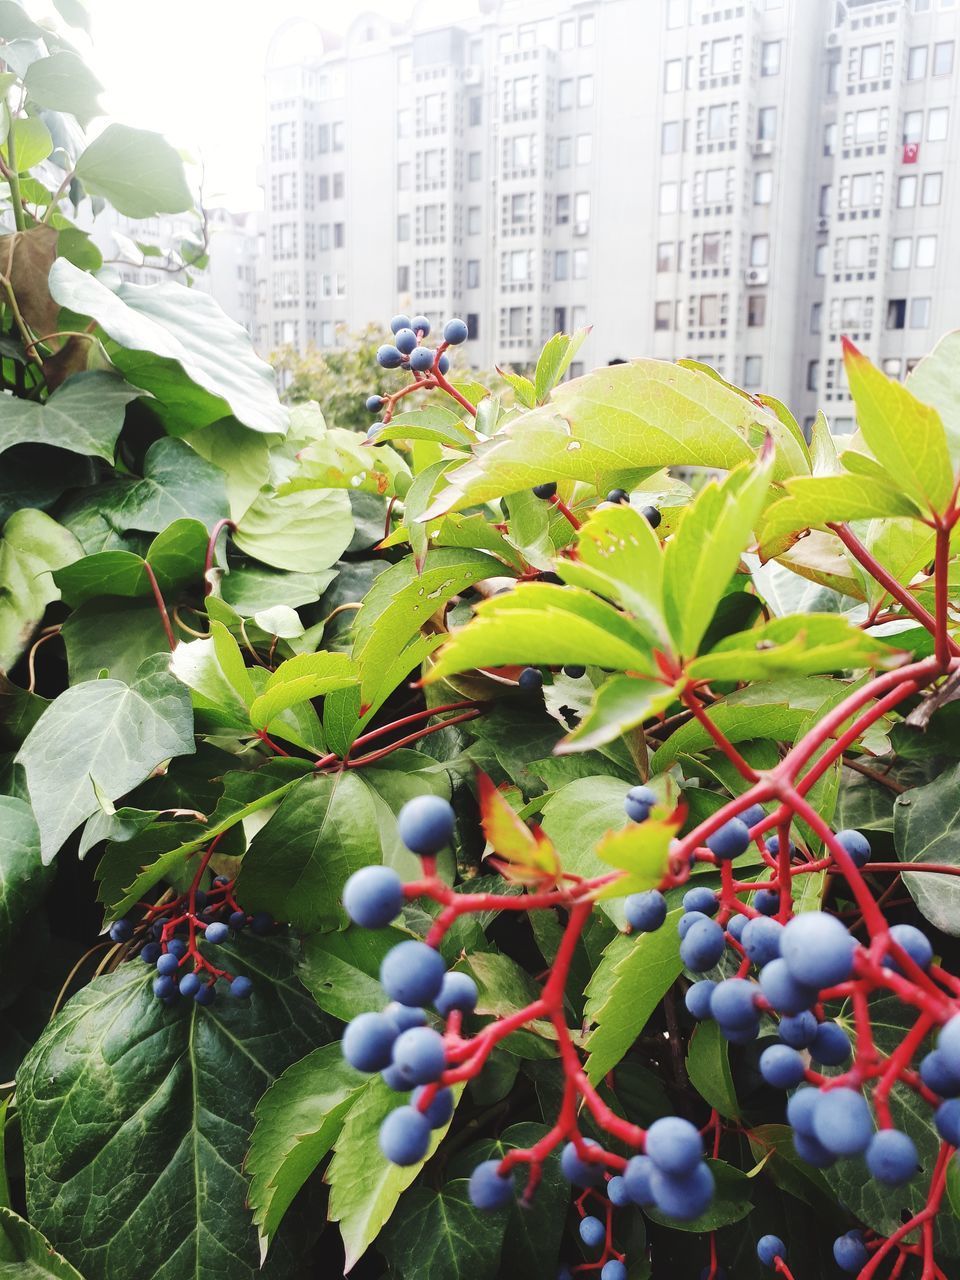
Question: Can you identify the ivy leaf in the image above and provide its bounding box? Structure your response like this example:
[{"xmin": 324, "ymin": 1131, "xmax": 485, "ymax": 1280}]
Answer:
[
  {"xmin": 24, "ymin": 51, "xmax": 103, "ymax": 124},
  {"xmin": 559, "ymin": 676, "xmax": 680, "ymax": 755},
  {"xmin": 16, "ymin": 654, "xmax": 195, "ymax": 863},
  {"xmin": 1, "ymin": 117, "xmax": 53, "ymax": 171},
  {"xmin": 0, "ymin": 1206, "xmax": 86, "ymax": 1277},
  {"xmin": 663, "ymin": 452, "xmax": 773, "ymax": 660},
  {"xmin": 378, "ymin": 1181, "xmax": 505, "ymax": 1280},
  {"xmin": 0, "ymin": 224, "xmax": 59, "ymax": 335},
  {"xmin": 583, "ymin": 912, "xmax": 684, "ymax": 1082},
  {"xmin": 686, "ymin": 1022, "xmax": 739, "ymax": 1119},
  {"xmin": 247, "ymin": 1045, "xmax": 369, "ymax": 1255},
  {"xmin": 16, "ymin": 937, "xmax": 330, "ymax": 1280},
  {"xmin": 477, "ymin": 771, "xmax": 559, "ymax": 884},
  {"xmin": 54, "ymin": 518, "xmax": 208, "ymax": 606},
  {"xmin": 48, "ymin": 259, "xmax": 287, "ymax": 435},
  {"xmin": 74, "ymin": 123, "xmax": 192, "ymax": 217},
  {"xmin": 893, "ymin": 761, "xmax": 960, "ymax": 935},
  {"xmin": 62, "ymin": 598, "xmax": 169, "ymax": 685},
  {"xmin": 687, "ymin": 615, "xmax": 898, "ymax": 684},
  {"xmin": 0, "ymin": 796, "xmax": 53, "ymax": 962},
  {"xmin": 0, "ymin": 508, "xmax": 81, "ymax": 671},
  {"xmin": 593, "ymin": 818, "xmax": 678, "ymax": 901},
  {"xmin": 234, "ymin": 772, "xmax": 381, "ymax": 933},
  {"xmin": 234, "ymin": 485, "xmax": 354, "ymax": 574},
  {"xmin": 248, "ymin": 652, "xmax": 357, "ymax": 731}
]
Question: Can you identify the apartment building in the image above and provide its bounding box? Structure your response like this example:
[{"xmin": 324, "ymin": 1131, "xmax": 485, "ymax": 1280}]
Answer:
[{"xmin": 260, "ymin": 0, "xmax": 960, "ymax": 424}]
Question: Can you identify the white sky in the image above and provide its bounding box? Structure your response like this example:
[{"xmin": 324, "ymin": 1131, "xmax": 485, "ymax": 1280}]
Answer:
[{"xmin": 73, "ymin": 0, "xmax": 477, "ymax": 209}]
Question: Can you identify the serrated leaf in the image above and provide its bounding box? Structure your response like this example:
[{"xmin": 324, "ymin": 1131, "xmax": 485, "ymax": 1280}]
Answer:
[
  {"xmin": 0, "ymin": 1206, "xmax": 86, "ymax": 1278},
  {"xmin": 686, "ymin": 1021, "xmax": 739, "ymax": 1118},
  {"xmin": 534, "ymin": 328, "xmax": 588, "ymax": 405},
  {"xmin": 761, "ymin": 473, "xmax": 921, "ymax": 546},
  {"xmin": 378, "ymin": 1180, "xmax": 505, "ymax": 1280},
  {"xmin": 299, "ymin": 927, "xmax": 405, "ymax": 1021},
  {"xmin": 372, "ymin": 405, "xmax": 476, "ymax": 450},
  {"xmin": 248, "ymin": 652, "xmax": 357, "ymax": 730},
  {"xmin": 559, "ymin": 676, "xmax": 680, "ymax": 754},
  {"xmin": 170, "ymin": 621, "xmax": 253, "ymax": 731},
  {"xmin": 592, "ymin": 807, "xmax": 679, "ymax": 899},
  {"xmin": 477, "ymin": 771, "xmax": 559, "ymax": 883},
  {"xmin": 687, "ymin": 614, "xmax": 898, "ymax": 683},
  {"xmin": 283, "ymin": 427, "xmax": 409, "ymax": 499},
  {"xmin": 894, "ymin": 761, "xmax": 960, "ymax": 935}
]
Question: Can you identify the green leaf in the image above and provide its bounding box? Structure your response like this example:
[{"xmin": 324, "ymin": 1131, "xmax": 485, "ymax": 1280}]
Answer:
[
  {"xmin": 425, "ymin": 359, "xmax": 805, "ymax": 515},
  {"xmin": 75, "ymin": 123, "xmax": 192, "ymax": 217},
  {"xmin": 0, "ymin": 2, "xmax": 45, "ymax": 40},
  {"xmin": 0, "ymin": 507, "xmax": 81, "ymax": 671},
  {"xmin": 234, "ymin": 772, "xmax": 381, "ymax": 933},
  {"xmin": 0, "ymin": 796, "xmax": 53, "ymax": 962},
  {"xmin": 327, "ymin": 1077, "xmax": 453, "ymax": 1271},
  {"xmin": 24, "ymin": 52, "xmax": 102, "ymax": 125},
  {"xmin": 893, "ymin": 761, "xmax": 960, "ymax": 935},
  {"xmin": 843, "ymin": 338, "xmax": 954, "ymax": 517},
  {"xmin": 761, "ymin": 473, "xmax": 921, "ymax": 546},
  {"xmin": 0, "ymin": 1206, "xmax": 86, "ymax": 1278},
  {"xmin": 378, "ymin": 1181, "xmax": 505, "ymax": 1280},
  {"xmin": 219, "ymin": 566, "xmax": 334, "ymax": 616},
  {"xmin": 61, "ymin": 598, "xmax": 170, "ymax": 686},
  {"xmin": 558, "ymin": 676, "xmax": 680, "ymax": 754},
  {"xmin": 686, "ymin": 1022, "xmax": 739, "ymax": 1118},
  {"xmin": 53, "ymin": 0, "xmax": 90, "ymax": 31},
  {"xmin": 247, "ymin": 1045, "xmax": 369, "ymax": 1254},
  {"xmin": 663, "ymin": 454, "xmax": 773, "ymax": 659},
  {"xmin": 426, "ymin": 583, "xmax": 654, "ymax": 686},
  {"xmin": 16, "ymin": 937, "xmax": 330, "ymax": 1280},
  {"xmin": 16, "ymin": 654, "xmax": 195, "ymax": 862},
  {"xmin": 2, "ymin": 117, "xmax": 53, "ymax": 171},
  {"xmin": 372, "ymin": 405, "xmax": 476, "ymax": 450},
  {"xmin": 48, "ymin": 259, "xmax": 287, "ymax": 435},
  {"xmin": 248, "ymin": 652, "xmax": 357, "ymax": 730},
  {"xmin": 284, "ymin": 427, "xmax": 409, "ymax": 500},
  {"xmin": 54, "ymin": 518, "xmax": 208, "ymax": 606},
  {"xmin": 234, "ymin": 485, "xmax": 353, "ymax": 574},
  {"xmin": 169, "ymin": 620, "xmax": 254, "ymax": 730},
  {"xmin": 299, "ymin": 926, "xmax": 405, "ymax": 1020},
  {"xmin": 687, "ymin": 614, "xmax": 897, "ymax": 683},
  {"xmin": 906, "ymin": 329, "xmax": 960, "ymax": 468},
  {"xmin": 496, "ymin": 367, "xmax": 536, "ymax": 409},
  {"xmin": 592, "ymin": 812, "xmax": 677, "ymax": 900},
  {"xmin": 583, "ymin": 912, "xmax": 684, "ymax": 1082},
  {"xmin": 644, "ymin": 1159, "xmax": 753, "ymax": 1233},
  {"xmin": 534, "ymin": 328, "xmax": 588, "ymax": 405},
  {"xmin": 540, "ymin": 776, "xmax": 637, "ymax": 925}
]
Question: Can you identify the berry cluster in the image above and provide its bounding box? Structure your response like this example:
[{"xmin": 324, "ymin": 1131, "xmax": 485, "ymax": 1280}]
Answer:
[{"xmin": 366, "ymin": 312, "xmax": 473, "ymax": 439}]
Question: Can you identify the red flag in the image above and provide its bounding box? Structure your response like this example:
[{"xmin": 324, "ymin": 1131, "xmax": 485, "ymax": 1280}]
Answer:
[{"xmin": 903, "ymin": 142, "xmax": 920, "ymax": 164}]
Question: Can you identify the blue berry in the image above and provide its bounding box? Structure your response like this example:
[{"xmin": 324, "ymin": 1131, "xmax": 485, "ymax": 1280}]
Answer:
[
  {"xmin": 939, "ymin": 1015, "xmax": 960, "ymax": 1073},
  {"xmin": 866, "ymin": 1129, "xmax": 918, "ymax": 1185},
  {"xmin": 563, "ymin": 664, "xmax": 586, "ymax": 678},
  {"xmin": 409, "ymin": 346, "xmax": 435, "ymax": 373},
  {"xmin": 343, "ymin": 865, "xmax": 405, "ymax": 928},
  {"xmin": 683, "ymin": 887, "xmax": 718, "ymax": 917},
  {"xmin": 680, "ymin": 918, "xmax": 726, "ymax": 971},
  {"xmin": 607, "ymin": 1175, "xmax": 629, "ymax": 1207},
  {"xmin": 250, "ymin": 912, "xmax": 273, "ymax": 935},
  {"xmin": 386, "ymin": 1002, "xmax": 428, "ymax": 1033},
  {"xmin": 518, "ymin": 666, "xmax": 543, "ymax": 692},
  {"xmin": 229, "ymin": 910, "xmax": 247, "ymax": 930},
  {"xmin": 532, "ymin": 482, "xmax": 557, "ymax": 500},
  {"xmin": 411, "ymin": 315, "xmax": 431, "ymax": 336},
  {"xmin": 723, "ymin": 1019, "xmax": 760, "ymax": 1045},
  {"xmin": 685, "ymin": 980, "xmax": 716, "ymax": 1021},
  {"xmin": 760, "ymin": 1045, "xmax": 806, "ymax": 1089},
  {"xmin": 468, "ymin": 1159, "xmax": 514, "ymax": 1209},
  {"xmin": 725, "ymin": 913, "xmax": 748, "ymax": 942},
  {"xmin": 435, "ymin": 971, "xmax": 478, "ymax": 1016},
  {"xmin": 381, "ymin": 1063, "xmax": 410, "ymax": 1091},
  {"xmin": 396, "ymin": 796, "xmax": 456, "ymax": 857},
  {"xmin": 625, "ymin": 785, "xmax": 656, "ymax": 822},
  {"xmin": 109, "ymin": 919, "xmax": 133, "ymax": 943},
  {"xmin": 560, "ymin": 1138, "xmax": 603, "ymax": 1185},
  {"xmin": 606, "ymin": 488, "xmax": 629, "ymax": 504},
  {"xmin": 920, "ymin": 1049, "xmax": 960, "ymax": 1097},
  {"xmin": 379, "ymin": 1106, "xmax": 431, "ymax": 1165},
  {"xmin": 194, "ymin": 891, "xmax": 208, "ymax": 910},
  {"xmin": 741, "ymin": 917, "xmax": 783, "ymax": 967},
  {"xmin": 230, "ymin": 976, "xmax": 253, "ymax": 999},
  {"xmin": 792, "ymin": 1129, "xmax": 836, "ymax": 1168},
  {"xmin": 645, "ymin": 1116, "xmax": 703, "ymax": 1176},
  {"xmin": 757, "ymin": 1235, "xmax": 786, "ymax": 1268},
  {"xmin": 758, "ymin": 958, "xmax": 817, "ymax": 1014},
  {"xmin": 377, "ymin": 344, "xmax": 403, "ymax": 369},
  {"xmin": 153, "ymin": 975, "xmax": 177, "ymax": 999},
  {"xmin": 156, "ymin": 952, "xmax": 179, "ymax": 977},
  {"xmin": 392, "ymin": 1026, "xmax": 446, "ymax": 1085},
  {"xmin": 381, "ymin": 940, "xmax": 446, "ymax": 1007},
  {"xmin": 365, "ymin": 395, "xmax": 383, "ymax": 412},
  {"xmin": 140, "ymin": 942, "xmax": 161, "ymax": 965},
  {"xmin": 706, "ymin": 819, "xmax": 751, "ymax": 861},
  {"xmin": 786, "ymin": 1086, "xmax": 818, "ymax": 1135},
  {"xmin": 709, "ymin": 979, "xmax": 758, "ymax": 1030},
  {"xmin": 412, "ymin": 1084, "xmax": 454, "ymax": 1128},
  {"xmin": 342, "ymin": 1011, "xmax": 398, "ymax": 1072},
  {"xmin": 886, "ymin": 923, "xmax": 933, "ymax": 974},
  {"xmin": 394, "ymin": 327, "xmax": 418, "ymax": 355},
  {"xmin": 649, "ymin": 1162, "xmax": 714, "ymax": 1220},
  {"xmin": 765, "ymin": 835, "xmax": 794, "ymax": 858},
  {"xmin": 390, "ymin": 314, "xmax": 412, "ymax": 334},
  {"xmin": 835, "ymin": 828, "xmax": 871, "ymax": 868},
  {"xmin": 204, "ymin": 922, "xmax": 229, "ymax": 944},
  {"xmin": 642, "ymin": 505, "xmax": 662, "ymax": 528},
  {"xmin": 934, "ymin": 1098, "xmax": 960, "ymax": 1146},
  {"xmin": 833, "ymin": 1232, "xmax": 869, "ymax": 1274},
  {"xmin": 167, "ymin": 938, "xmax": 187, "ymax": 958},
  {"xmin": 809, "ymin": 1020, "xmax": 852, "ymax": 1066},
  {"xmin": 753, "ymin": 889, "xmax": 781, "ymax": 916},
  {"xmin": 741, "ymin": 804, "xmax": 765, "ymax": 829},
  {"xmin": 601, "ymin": 1264, "xmax": 627, "ymax": 1280},
  {"xmin": 812, "ymin": 1088, "xmax": 873, "ymax": 1157},
  {"xmin": 178, "ymin": 971, "xmax": 201, "ymax": 998},
  {"xmin": 443, "ymin": 318, "xmax": 469, "ymax": 345},
  {"xmin": 579, "ymin": 1216, "xmax": 605, "ymax": 1249},
  {"xmin": 625, "ymin": 890, "xmax": 667, "ymax": 933},
  {"xmin": 779, "ymin": 1011, "xmax": 818, "ymax": 1049},
  {"xmin": 677, "ymin": 911, "xmax": 708, "ymax": 940},
  {"xmin": 437, "ymin": 353, "xmax": 450, "ymax": 374},
  {"xmin": 194, "ymin": 983, "xmax": 216, "ymax": 1007},
  {"xmin": 623, "ymin": 1154, "xmax": 655, "ymax": 1204},
  {"xmin": 781, "ymin": 912, "xmax": 856, "ymax": 989}
]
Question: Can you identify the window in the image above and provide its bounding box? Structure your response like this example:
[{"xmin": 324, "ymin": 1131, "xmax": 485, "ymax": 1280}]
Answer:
[
  {"xmin": 556, "ymin": 137, "xmax": 571, "ymax": 168},
  {"xmin": 332, "ymin": 122, "xmax": 345, "ymax": 151},
  {"xmin": 699, "ymin": 295, "xmax": 720, "ymax": 327},
  {"xmin": 807, "ymin": 360, "xmax": 820, "ymax": 391},
  {"xmin": 704, "ymin": 168, "xmax": 725, "ymax": 203},
  {"xmin": 423, "ymin": 93, "xmax": 443, "ymax": 126},
  {"xmin": 934, "ymin": 41, "xmax": 955, "ymax": 75},
  {"xmin": 708, "ymin": 104, "xmax": 728, "ymax": 140},
  {"xmin": 466, "ymin": 314, "xmax": 479, "ymax": 340},
  {"xmin": 761, "ymin": 41, "xmax": 781, "ymax": 76},
  {"xmin": 654, "ymin": 301, "xmax": 673, "ymax": 331},
  {"xmin": 662, "ymin": 121, "xmax": 681, "ymax": 154},
  {"xmin": 467, "ymin": 206, "xmax": 481, "ymax": 234},
  {"xmin": 576, "ymin": 134, "xmax": 592, "ymax": 164},
  {"xmin": 856, "ymin": 109, "xmax": 879, "ymax": 144},
  {"xmin": 903, "ymin": 110, "xmax": 923, "ymax": 144},
  {"xmin": 702, "ymin": 232, "xmax": 721, "ymax": 266},
  {"xmin": 922, "ymin": 172, "xmax": 943, "ymax": 205},
  {"xmin": 577, "ymin": 76, "xmax": 594, "ymax": 107},
  {"xmin": 510, "ymin": 193, "xmax": 528, "ymax": 223},
  {"xmin": 397, "ymin": 265, "xmax": 409, "ymax": 291},
  {"xmin": 319, "ymin": 224, "xmax": 329, "ymax": 250},
  {"xmin": 659, "ymin": 181, "xmax": 679, "ymax": 213},
  {"xmin": 508, "ymin": 307, "xmax": 524, "ymax": 338},
  {"xmin": 827, "ymin": 59, "xmax": 840, "ymax": 95},
  {"xmin": 928, "ymin": 108, "xmax": 949, "ymax": 141},
  {"xmin": 810, "ymin": 302, "xmax": 822, "ymax": 334},
  {"xmin": 916, "ymin": 235, "xmax": 937, "ymax": 268},
  {"xmin": 842, "ymin": 298, "xmax": 862, "ymax": 329},
  {"xmin": 908, "ymin": 45, "xmax": 928, "ymax": 80},
  {"xmin": 750, "ymin": 234, "xmax": 770, "ymax": 267},
  {"xmin": 574, "ymin": 191, "xmax": 591, "ymax": 224},
  {"xmin": 332, "ymin": 172, "xmax": 344, "ymax": 199},
  {"xmin": 666, "ymin": 0, "xmax": 686, "ymax": 28},
  {"xmin": 851, "ymin": 173, "xmax": 873, "ymax": 207},
  {"xmin": 911, "ymin": 297, "xmax": 931, "ymax": 328},
  {"xmin": 397, "ymin": 214, "xmax": 410, "ymax": 241},
  {"xmin": 424, "ymin": 149, "xmax": 442, "ymax": 181},
  {"xmin": 508, "ymin": 136, "xmax": 531, "ymax": 168},
  {"xmin": 468, "ymin": 96, "xmax": 482, "ymax": 127},
  {"xmin": 556, "ymin": 194, "xmax": 570, "ymax": 224},
  {"xmin": 423, "ymin": 204, "xmax": 441, "ymax": 236},
  {"xmin": 754, "ymin": 171, "xmax": 772, "ymax": 204},
  {"xmin": 554, "ymin": 250, "xmax": 569, "ymax": 281},
  {"xmin": 559, "ymin": 18, "xmax": 575, "ymax": 49},
  {"xmin": 509, "ymin": 250, "xmax": 528, "ymax": 283},
  {"xmin": 512, "ymin": 77, "xmax": 533, "ymax": 112},
  {"xmin": 846, "ymin": 236, "xmax": 868, "ymax": 268},
  {"xmin": 744, "ymin": 356, "xmax": 762, "ymax": 387},
  {"xmin": 573, "ymin": 248, "xmax": 588, "ymax": 279},
  {"xmin": 467, "ymin": 259, "xmax": 480, "ymax": 288},
  {"xmin": 657, "ymin": 241, "xmax": 676, "ymax": 272},
  {"xmin": 758, "ymin": 107, "xmax": 777, "ymax": 140},
  {"xmin": 815, "ymin": 244, "xmax": 828, "ymax": 276},
  {"xmin": 579, "ymin": 15, "xmax": 595, "ymax": 45},
  {"xmin": 892, "ymin": 237, "xmax": 912, "ymax": 269},
  {"xmin": 711, "ymin": 39, "xmax": 732, "ymax": 75},
  {"xmin": 333, "ymin": 223, "xmax": 344, "ymax": 248},
  {"xmin": 559, "ymin": 78, "xmax": 574, "ymax": 109},
  {"xmin": 468, "ymin": 151, "xmax": 482, "ymax": 181},
  {"xmin": 748, "ymin": 295, "xmax": 766, "ymax": 327},
  {"xmin": 318, "ymin": 123, "xmax": 330, "ymax": 152},
  {"xmin": 665, "ymin": 59, "xmax": 683, "ymax": 92},
  {"xmin": 859, "ymin": 43, "xmax": 882, "ymax": 79},
  {"xmin": 819, "ymin": 183, "xmax": 832, "ymax": 216},
  {"xmin": 886, "ymin": 298, "xmax": 907, "ymax": 329},
  {"xmin": 824, "ymin": 122, "xmax": 837, "ymax": 155},
  {"xmin": 898, "ymin": 174, "xmax": 918, "ymax": 207}
]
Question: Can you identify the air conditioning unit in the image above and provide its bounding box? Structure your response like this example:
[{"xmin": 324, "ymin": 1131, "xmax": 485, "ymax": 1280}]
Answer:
[
  {"xmin": 746, "ymin": 268, "xmax": 769, "ymax": 286},
  {"xmin": 818, "ymin": 215, "xmax": 830, "ymax": 232},
  {"xmin": 573, "ymin": 221, "xmax": 589, "ymax": 236},
  {"xmin": 464, "ymin": 65, "xmax": 482, "ymax": 86},
  {"xmin": 753, "ymin": 140, "xmax": 773, "ymax": 157}
]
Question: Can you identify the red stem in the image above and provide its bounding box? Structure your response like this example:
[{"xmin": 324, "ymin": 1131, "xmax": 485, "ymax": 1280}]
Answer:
[{"xmin": 143, "ymin": 562, "xmax": 176, "ymax": 651}]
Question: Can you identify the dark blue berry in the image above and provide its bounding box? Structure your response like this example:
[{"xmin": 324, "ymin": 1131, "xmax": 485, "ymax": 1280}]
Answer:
[
  {"xmin": 641, "ymin": 505, "xmax": 662, "ymax": 528},
  {"xmin": 229, "ymin": 910, "xmax": 247, "ymax": 930},
  {"xmin": 649, "ymin": 1162, "xmax": 714, "ymax": 1220},
  {"xmin": 381, "ymin": 1063, "xmax": 410, "ymax": 1091},
  {"xmin": 390, "ymin": 314, "xmax": 412, "ymax": 334},
  {"xmin": 443, "ymin": 318, "xmax": 468, "ymax": 345},
  {"xmin": 759, "ymin": 1044, "xmax": 806, "ymax": 1088},
  {"xmin": 579, "ymin": 1216, "xmax": 605, "ymax": 1249},
  {"xmin": 753, "ymin": 889, "xmax": 781, "ymax": 916},
  {"xmin": 385, "ymin": 1002, "xmax": 428, "ymax": 1033},
  {"xmin": 741, "ymin": 916, "xmax": 783, "ymax": 967},
  {"xmin": 343, "ymin": 1011, "xmax": 398, "ymax": 1072},
  {"xmin": 251, "ymin": 912, "xmax": 273, "ymax": 935},
  {"xmin": 758, "ymin": 958, "xmax": 817, "ymax": 1015},
  {"xmin": 518, "ymin": 667, "xmax": 543, "ymax": 692},
  {"xmin": 435, "ymin": 971, "xmax": 478, "ymax": 1016},
  {"xmin": 625, "ymin": 890, "xmax": 667, "ymax": 933},
  {"xmin": 343, "ymin": 865, "xmax": 405, "ymax": 928},
  {"xmin": 677, "ymin": 911, "xmax": 708, "ymax": 940},
  {"xmin": 229, "ymin": 975, "xmax": 253, "ymax": 999},
  {"xmin": 394, "ymin": 327, "xmax": 418, "ymax": 355},
  {"xmin": 560, "ymin": 1138, "xmax": 603, "ymax": 1185},
  {"xmin": 778, "ymin": 1011, "xmax": 818, "ymax": 1049},
  {"xmin": 153, "ymin": 975, "xmax": 177, "ymax": 999},
  {"xmin": 437, "ymin": 353, "xmax": 450, "ymax": 374},
  {"xmin": 834, "ymin": 1232, "xmax": 869, "ymax": 1274},
  {"xmin": 167, "ymin": 938, "xmax": 187, "ymax": 958},
  {"xmin": 601, "ymin": 1263, "xmax": 627, "ymax": 1280},
  {"xmin": 409, "ymin": 347, "xmax": 435, "ymax": 373},
  {"xmin": 411, "ymin": 315, "xmax": 431, "ymax": 336},
  {"xmin": 365, "ymin": 395, "xmax": 383, "ymax": 412},
  {"xmin": 412, "ymin": 1084, "xmax": 454, "ymax": 1128},
  {"xmin": 396, "ymin": 795, "xmax": 456, "ymax": 857},
  {"xmin": 377, "ymin": 344, "xmax": 403, "ymax": 369},
  {"xmin": 679, "ymin": 918, "xmax": 726, "ymax": 971},
  {"xmin": 706, "ymin": 819, "xmax": 751, "ymax": 861},
  {"xmin": 939, "ymin": 1015, "xmax": 960, "ymax": 1073},
  {"xmin": 622, "ymin": 1153, "xmax": 654, "ymax": 1204},
  {"xmin": 178, "ymin": 971, "xmax": 201, "ymax": 998},
  {"xmin": 886, "ymin": 923, "xmax": 933, "ymax": 974},
  {"xmin": 140, "ymin": 942, "xmax": 161, "ymax": 965},
  {"xmin": 809, "ymin": 1020, "xmax": 852, "ymax": 1066},
  {"xmin": 392, "ymin": 1026, "xmax": 446, "ymax": 1085},
  {"xmin": 204, "ymin": 922, "xmax": 229, "ymax": 944},
  {"xmin": 934, "ymin": 1098, "xmax": 960, "ymax": 1146},
  {"xmin": 920, "ymin": 1049, "xmax": 960, "ymax": 1097},
  {"xmin": 468, "ymin": 1159, "xmax": 514, "ymax": 1209},
  {"xmin": 685, "ymin": 980, "xmax": 716, "ymax": 1020},
  {"xmin": 757, "ymin": 1235, "xmax": 786, "ymax": 1268},
  {"xmin": 109, "ymin": 919, "xmax": 133, "ymax": 943},
  {"xmin": 381, "ymin": 940, "xmax": 446, "ymax": 1007},
  {"xmin": 645, "ymin": 1116, "xmax": 703, "ymax": 1176},
  {"xmin": 380, "ymin": 1105, "xmax": 431, "ymax": 1165},
  {"xmin": 792, "ymin": 1129, "xmax": 836, "ymax": 1168},
  {"xmin": 725, "ymin": 913, "xmax": 748, "ymax": 942},
  {"xmin": 836, "ymin": 828, "xmax": 871, "ymax": 867},
  {"xmin": 741, "ymin": 803, "xmax": 765, "ymax": 828},
  {"xmin": 563, "ymin": 664, "xmax": 586, "ymax": 678},
  {"xmin": 156, "ymin": 953, "xmax": 179, "ymax": 977},
  {"xmin": 812, "ymin": 1088, "xmax": 873, "ymax": 1157},
  {"xmin": 710, "ymin": 979, "xmax": 758, "ymax": 1030},
  {"xmin": 607, "ymin": 1175, "xmax": 629, "ymax": 1206},
  {"xmin": 781, "ymin": 912, "xmax": 856, "ymax": 989},
  {"xmin": 532, "ymin": 482, "xmax": 557, "ymax": 500},
  {"xmin": 866, "ymin": 1129, "xmax": 918, "ymax": 1185},
  {"xmin": 606, "ymin": 488, "xmax": 628, "ymax": 504},
  {"xmin": 683, "ymin": 887, "xmax": 717, "ymax": 917}
]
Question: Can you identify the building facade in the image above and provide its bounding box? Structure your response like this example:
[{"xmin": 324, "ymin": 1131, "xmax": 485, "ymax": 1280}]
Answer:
[{"xmin": 260, "ymin": 0, "xmax": 960, "ymax": 427}]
